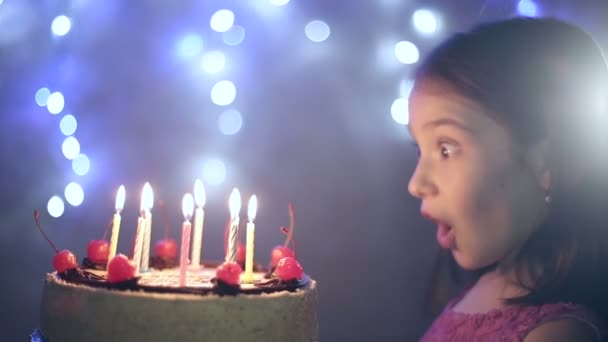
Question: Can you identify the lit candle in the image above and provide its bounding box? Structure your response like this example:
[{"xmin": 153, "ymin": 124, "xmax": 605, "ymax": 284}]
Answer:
[
  {"xmin": 132, "ymin": 184, "xmax": 151, "ymax": 275},
  {"xmin": 190, "ymin": 179, "xmax": 206, "ymax": 268},
  {"xmin": 108, "ymin": 185, "xmax": 126, "ymax": 262},
  {"xmin": 140, "ymin": 182, "xmax": 154, "ymax": 271},
  {"xmin": 244, "ymin": 195, "xmax": 257, "ymax": 283},
  {"xmin": 179, "ymin": 193, "xmax": 194, "ymax": 287},
  {"xmin": 226, "ymin": 188, "xmax": 241, "ymax": 263}
]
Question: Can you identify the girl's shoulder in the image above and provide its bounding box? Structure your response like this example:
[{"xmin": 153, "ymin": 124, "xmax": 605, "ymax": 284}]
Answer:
[{"xmin": 421, "ymin": 299, "xmax": 606, "ymax": 341}]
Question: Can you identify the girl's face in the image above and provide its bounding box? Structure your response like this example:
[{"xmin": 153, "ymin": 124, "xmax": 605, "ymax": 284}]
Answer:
[{"xmin": 407, "ymin": 79, "xmax": 548, "ymax": 270}]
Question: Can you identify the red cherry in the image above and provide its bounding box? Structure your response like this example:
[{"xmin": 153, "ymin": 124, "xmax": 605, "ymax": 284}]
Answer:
[
  {"xmin": 270, "ymin": 246, "xmax": 296, "ymax": 267},
  {"xmin": 236, "ymin": 242, "xmax": 246, "ymax": 265},
  {"xmin": 154, "ymin": 239, "xmax": 178, "ymax": 259},
  {"xmin": 107, "ymin": 254, "xmax": 137, "ymax": 283},
  {"xmin": 87, "ymin": 240, "xmax": 109, "ymax": 264},
  {"xmin": 275, "ymin": 257, "xmax": 303, "ymax": 281},
  {"xmin": 216, "ymin": 262, "xmax": 242, "ymax": 286},
  {"xmin": 53, "ymin": 249, "xmax": 78, "ymax": 273}
]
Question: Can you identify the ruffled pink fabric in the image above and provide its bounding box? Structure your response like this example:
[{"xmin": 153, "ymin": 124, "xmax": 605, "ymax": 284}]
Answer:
[{"xmin": 420, "ymin": 299, "xmax": 606, "ymax": 341}]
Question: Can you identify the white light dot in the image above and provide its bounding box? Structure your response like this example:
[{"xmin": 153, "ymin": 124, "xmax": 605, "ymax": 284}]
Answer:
[
  {"xmin": 176, "ymin": 34, "xmax": 204, "ymax": 59},
  {"xmin": 47, "ymin": 196, "xmax": 65, "ymax": 218},
  {"xmin": 35, "ymin": 88, "xmax": 51, "ymax": 107},
  {"xmin": 395, "ymin": 41, "xmax": 419, "ymax": 64},
  {"xmin": 210, "ymin": 80, "xmax": 237, "ymax": 106},
  {"xmin": 412, "ymin": 9, "xmax": 438, "ymax": 35},
  {"xmin": 201, "ymin": 50, "xmax": 226, "ymax": 74},
  {"xmin": 72, "ymin": 154, "xmax": 90, "ymax": 176},
  {"xmin": 203, "ymin": 159, "xmax": 227, "ymax": 185},
  {"xmin": 218, "ymin": 109, "xmax": 243, "ymax": 135},
  {"xmin": 305, "ymin": 20, "xmax": 331, "ymax": 42},
  {"xmin": 270, "ymin": 0, "xmax": 290, "ymax": 5},
  {"xmin": 517, "ymin": 0, "xmax": 538, "ymax": 17},
  {"xmin": 210, "ymin": 9, "xmax": 235, "ymax": 33},
  {"xmin": 51, "ymin": 15, "xmax": 72, "ymax": 36},
  {"xmin": 59, "ymin": 114, "xmax": 78, "ymax": 136},
  {"xmin": 391, "ymin": 97, "xmax": 409, "ymax": 125},
  {"xmin": 222, "ymin": 25, "xmax": 245, "ymax": 46},
  {"xmin": 62, "ymin": 136, "xmax": 81, "ymax": 160},
  {"xmin": 47, "ymin": 92, "xmax": 65, "ymax": 115},
  {"xmin": 64, "ymin": 182, "xmax": 85, "ymax": 207}
]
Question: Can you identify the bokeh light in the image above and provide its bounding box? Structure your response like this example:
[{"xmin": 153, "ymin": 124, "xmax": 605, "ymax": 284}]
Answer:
[
  {"xmin": 412, "ymin": 9, "xmax": 439, "ymax": 35},
  {"xmin": 210, "ymin": 80, "xmax": 237, "ymax": 106},
  {"xmin": 59, "ymin": 114, "xmax": 77, "ymax": 136},
  {"xmin": 305, "ymin": 20, "xmax": 331, "ymax": 42},
  {"xmin": 202, "ymin": 159, "xmax": 227, "ymax": 185},
  {"xmin": 72, "ymin": 154, "xmax": 90, "ymax": 176},
  {"xmin": 47, "ymin": 196, "xmax": 65, "ymax": 218},
  {"xmin": 51, "ymin": 15, "xmax": 72, "ymax": 36},
  {"xmin": 391, "ymin": 97, "xmax": 409, "ymax": 125},
  {"xmin": 201, "ymin": 50, "xmax": 226, "ymax": 74},
  {"xmin": 64, "ymin": 182, "xmax": 84, "ymax": 206},
  {"xmin": 394, "ymin": 41, "xmax": 419, "ymax": 64},
  {"xmin": 62, "ymin": 136, "xmax": 81, "ymax": 160},
  {"xmin": 35, "ymin": 87, "xmax": 51, "ymax": 107},
  {"xmin": 222, "ymin": 25, "xmax": 245, "ymax": 46},
  {"xmin": 270, "ymin": 0, "xmax": 290, "ymax": 5},
  {"xmin": 517, "ymin": 0, "xmax": 538, "ymax": 17},
  {"xmin": 47, "ymin": 92, "xmax": 65, "ymax": 115},
  {"xmin": 210, "ymin": 9, "xmax": 235, "ymax": 33},
  {"xmin": 176, "ymin": 34, "xmax": 203, "ymax": 59},
  {"xmin": 218, "ymin": 109, "xmax": 243, "ymax": 135}
]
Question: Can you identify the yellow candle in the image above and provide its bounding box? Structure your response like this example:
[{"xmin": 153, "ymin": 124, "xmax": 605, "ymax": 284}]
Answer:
[
  {"xmin": 108, "ymin": 185, "xmax": 126, "ymax": 262},
  {"xmin": 191, "ymin": 179, "xmax": 206, "ymax": 268},
  {"xmin": 179, "ymin": 193, "xmax": 194, "ymax": 287},
  {"xmin": 244, "ymin": 195, "xmax": 257, "ymax": 283}
]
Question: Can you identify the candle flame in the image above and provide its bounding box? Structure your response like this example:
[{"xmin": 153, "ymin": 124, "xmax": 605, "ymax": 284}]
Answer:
[
  {"xmin": 194, "ymin": 179, "xmax": 206, "ymax": 208},
  {"xmin": 182, "ymin": 193, "xmax": 194, "ymax": 221},
  {"xmin": 248, "ymin": 195, "xmax": 257, "ymax": 222},
  {"xmin": 141, "ymin": 182, "xmax": 154, "ymax": 211},
  {"xmin": 228, "ymin": 188, "xmax": 241, "ymax": 219},
  {"xmin": 115, "ymin": 185, "xmax": 126, "ymax": 212}
]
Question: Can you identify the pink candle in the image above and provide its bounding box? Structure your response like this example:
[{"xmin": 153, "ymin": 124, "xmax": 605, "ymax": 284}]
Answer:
[{"xmin": 179, "ymin": 193, "xmax": 194, "ymax": 287}]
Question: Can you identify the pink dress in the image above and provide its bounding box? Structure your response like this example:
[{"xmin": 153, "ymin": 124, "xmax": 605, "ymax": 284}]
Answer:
[{"xmin": 420, "ymin": 298, "xmax": 606, "ymax": 341}]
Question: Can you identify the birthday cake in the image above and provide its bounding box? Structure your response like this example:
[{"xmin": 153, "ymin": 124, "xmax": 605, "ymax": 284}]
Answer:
[
  {"xmin": 40, "ymin": 264, "xmax": 318, "ymax": 342},
  {"xmin": 36, "ymin": 184, "xmax": 318, "ymax": 342}
]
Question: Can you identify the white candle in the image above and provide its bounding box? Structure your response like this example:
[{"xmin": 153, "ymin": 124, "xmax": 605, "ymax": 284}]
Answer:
[
  {"xmin": 108, "ymin": 185, "xmax": 126, "ymax": 262},
  {"xmin": 179, "ymin": 193, "xmax": 194, "ymax": 287},
  {"xmin": 226, "ymin": 188, "xmax": 241, "ymax": 263},
  {"xmin": 244, "ymin": 195, "xmax": 257, "ymax": 283},
  {"xmin": 132, "ymin": 185, "xmax": 150, "ymax": 276},
  {"xmin": 190, "ymin": 179, "xmax": 206, "ymax": 268},
  {"xmin": 140, "ymin": 183, "xmax": 154, "ymax": 271}
]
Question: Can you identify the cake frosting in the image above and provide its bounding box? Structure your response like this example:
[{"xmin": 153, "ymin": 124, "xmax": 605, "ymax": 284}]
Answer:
[{"xmin": 40, "ymin": 265, "xmax": 318, "ymax": 341}]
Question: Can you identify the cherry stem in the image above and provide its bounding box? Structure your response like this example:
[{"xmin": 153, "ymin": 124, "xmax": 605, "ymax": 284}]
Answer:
[
  {"xmin": 158, "ymin": 199, "xmax": 170, "ymax": 240},
  {"xmin": 283, "ymin": 202, "xmax": 295, "ymax": 250},
  {"xmin": 280, "ymin": 227, "xmax": 297, "ymax": 259},
  {"xmin": 34, "ymin": 210, "xmax": 59, "ymax": 254},
  {"xmin": 101, "ymin": 218, "xmax": 112, "ymax": 241}
]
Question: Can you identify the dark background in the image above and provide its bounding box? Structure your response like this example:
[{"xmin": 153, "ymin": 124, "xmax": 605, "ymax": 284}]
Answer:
[{"xmin": 1, "ymin": 0, "xmax": 607, "ymax": 341}]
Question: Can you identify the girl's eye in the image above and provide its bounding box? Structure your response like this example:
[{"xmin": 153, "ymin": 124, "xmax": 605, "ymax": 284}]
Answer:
[{"xmin": 439, "ymin": 142, "xmax": 458, "ymax": 159}]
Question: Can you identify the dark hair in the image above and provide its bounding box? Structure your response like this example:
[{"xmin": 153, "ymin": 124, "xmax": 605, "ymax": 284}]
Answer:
[{"xmin": 416, "ymin": 17, "xmax": 608, "ymax": 319}]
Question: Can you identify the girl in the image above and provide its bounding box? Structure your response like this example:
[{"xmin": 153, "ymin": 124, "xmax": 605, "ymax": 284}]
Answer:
[{"xmin": 407, "ymin": 17, "xmax": 608, "ymax": 341}]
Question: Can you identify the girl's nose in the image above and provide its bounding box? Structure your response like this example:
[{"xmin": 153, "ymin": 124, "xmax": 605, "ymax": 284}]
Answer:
[{"xmin": 408, "ymin": 162, "xmax": 437, "ymax": 199}]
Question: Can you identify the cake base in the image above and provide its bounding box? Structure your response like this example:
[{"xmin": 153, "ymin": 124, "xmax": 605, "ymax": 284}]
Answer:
[{"xmin": 40, "ymin": 271, "xmax": 318, "ymax": 342}]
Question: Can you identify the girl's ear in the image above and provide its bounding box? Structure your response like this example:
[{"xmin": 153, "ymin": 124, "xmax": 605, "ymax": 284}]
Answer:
[{"xmin": 526, "ymin": 138, "xmax": 552, "ymax": 192}]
